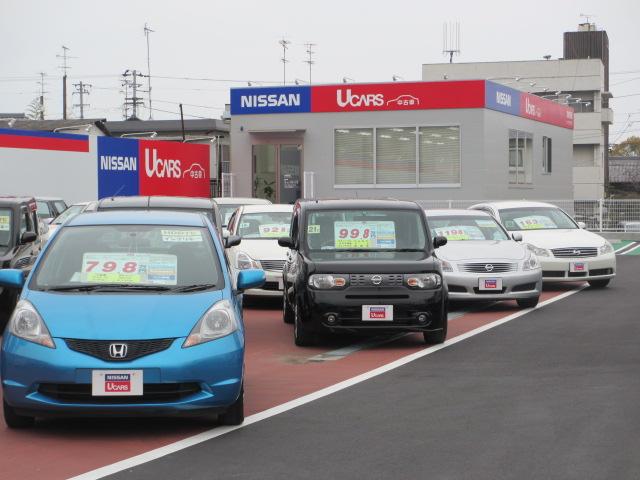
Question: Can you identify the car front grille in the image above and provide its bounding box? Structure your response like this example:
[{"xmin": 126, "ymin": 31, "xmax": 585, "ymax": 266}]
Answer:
[
  {"xmin": 65, "ymin": 338, "xmax": 174, "ymax": 362},
  {"xmin": 260, "ymin": 260, "xmax": 286, "ymax": 271},
  {"xmin": 37, "ymin": 383, "xmax": 200, "ymax": 404},
  {"xmin": 350, "ymin": 274, "xmax": 404, "ymax": 287},
  {"xmin": 459, "ymin": 263, "xmax": 517, "ymax": 273},
  {"xmin": 543, "ymin": 271, "xmax": 565, "ymax": 278},
  {"xmin": 551, "ymin": 247, "xmax": 598, "ymax": 258}
]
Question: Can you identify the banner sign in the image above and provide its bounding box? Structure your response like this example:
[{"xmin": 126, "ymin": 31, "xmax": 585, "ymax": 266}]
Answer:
[
  {"xmin": 230, "ymin": 86, "xmax": 311, "ymax": 115},
  {"xmin": 519, "ymin": 92, "xmax": 574, "ymax": 129},
  {"xmin": 485, "ymin": 81, "xmax": 521, "ymax": 116},
  {"xmin": 97, "ymin": 137, "xmax": 210, "ymax": 199},
  {"xmin": 0, "ymin": 128, "xmax": 89, "ymax": 152}
]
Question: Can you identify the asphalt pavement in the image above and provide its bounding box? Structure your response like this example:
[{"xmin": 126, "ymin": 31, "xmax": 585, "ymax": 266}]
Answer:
[{"xmin": 104, "ymin": 257, "xmax": 640, "ymax": 480}]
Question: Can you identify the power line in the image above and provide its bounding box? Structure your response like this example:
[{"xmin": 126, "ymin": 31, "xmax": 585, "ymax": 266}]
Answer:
[
  {"xmin": 36, "ymin": 72, "xmax": 48, "ymax": 120},
  {"xmin": 279, "ymin": 38, "xmax": 292, "ymax": 85},
  {"xmin": 56, "ymin": 46, "xmax": 77, "ymax": 119},
  {"xmin": 303, "ymin": 42, "xmax": 316, "ymax": 84},
  {"xmin": 121, "ymin": 69, "xmax": 145, "ymax": 120},
  {"xmin": 72, "ymin": 81, "xmax": 91, "ymax": 119},
  {"xmin": 144, "ymin": 23, "xmax": 155, "ymax": 119}
]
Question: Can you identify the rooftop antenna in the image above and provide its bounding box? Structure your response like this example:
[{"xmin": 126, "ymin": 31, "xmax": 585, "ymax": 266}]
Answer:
[
  {"xmin": 144, "ymin": 23, "xmax": 155, "ymax": 119},
  {"xmin": 579, "ymin": 13, "xmax": 595, "ymax": 28},
  {"xmin": 56, "ymin": 46, "xmax": 77, "ymax": 119},
  {"xmin": 442, "ymin": 22, "xmax": 461, "ymax": 64},
  {"xmin": 392, "ymin": 75, "xmax": 403, "ymax": 82},
  {"xmin": 279, "ymin": 38, "xmax": 292, "ymax": 85},
  {"xmin": 303, "ymin": 42, "xmax": 316, "ymax": 84}
]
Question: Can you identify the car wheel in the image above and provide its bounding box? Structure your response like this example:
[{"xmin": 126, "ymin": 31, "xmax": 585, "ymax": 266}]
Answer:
[
  {"xmin": 517, "ymin": 296, "xmax": 540, "ymax": 308},
  {"xmin": 283, "ymin": 294, "xmax": 294, "ymax": 324},
  {"xmin": 423, "ymin": 299, "xmax": 448, "ymax": 345},
  {"xmin": 588, "ymin": 279, "xmax": 610, "ymax": 289},
  {"xmin": 3, "ymin": 399, "xmax": 35, "ymax": 429},
  {"xmin": 218, "ymin": 386, "xmax": 244, "ymax": 426},
  {"xmin": 294, "ymin": 301, "xmax": 315, "ymax": 347}
]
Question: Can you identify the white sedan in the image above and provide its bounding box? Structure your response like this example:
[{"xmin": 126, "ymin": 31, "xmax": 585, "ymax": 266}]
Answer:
[
  {"xmin": 213, "ymin": 197, "xmax": 272, "ymax": 228},
  {"xmin": 226, "ymin": 204, "xmax": 293, "ymax": 296},
  {"xmin": 426, "ymin": 209, "xmax": 542, "ymax": 308},
  {"xmin": 470, "ymin": 201, "xmax": 615, "ymax": 288}
]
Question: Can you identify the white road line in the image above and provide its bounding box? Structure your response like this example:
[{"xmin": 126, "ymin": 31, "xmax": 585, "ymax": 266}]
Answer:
[
  {"xmin": 68, "ymin": 287, "xmax": 584, "ymax": 480},
  {"xmin": 619, "ymin": 243, "xmax": 640, "ymax": 255},
  {"xmin": 615, "ymin": 242, "xmax": 638, "ymax": 254}
]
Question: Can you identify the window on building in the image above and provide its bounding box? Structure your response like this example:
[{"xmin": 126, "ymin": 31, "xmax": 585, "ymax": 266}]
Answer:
[
  {"xmin": 334, "ymin": 126, "xmax": 460, "ymax": 187},
  {"xmin": 509, "ymin": 130, "xmax": 533, "ymax": 185},
  {"xmin": 542, "ymin": 136, "xmax": 552, "ymax": 174},
  {"xmin": 335, "ymin": 128, "xmax": 374, "ymax": 185}
]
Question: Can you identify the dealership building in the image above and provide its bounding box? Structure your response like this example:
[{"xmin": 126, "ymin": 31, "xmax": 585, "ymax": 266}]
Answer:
[{"xmin": 229, "ymin": 80, "xmax": 574, "ymax": 203}]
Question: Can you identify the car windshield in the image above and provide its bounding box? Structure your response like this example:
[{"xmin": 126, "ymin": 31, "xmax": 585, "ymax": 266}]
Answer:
[
  {"xmin": 32, "ymin": 224, "xmax": 223, "ymax": 291},
  {"xmin": 305, "ymin": 209, "xmax": 426, "ymax": 251},
  {"xmin": 500, "ymin": 207, "xmax": 577, "ymax": 231},
  {"xmin": 0, "ymin": 208, "xmax": 12, "ymax": 248},
  {"xmin": 237, "ymin": 211, "xmax": 292, "ymax": 239},
  {"xmin": 427, "ymin": 215, "xmax": 509, "ymax": 241},
  {"xmin": 52, "ymin": 204, "xmax": 85, "ymax": 225},
  {"xmin": 220, "ymin": 205, "xmax": 240, "ymax": 226}
]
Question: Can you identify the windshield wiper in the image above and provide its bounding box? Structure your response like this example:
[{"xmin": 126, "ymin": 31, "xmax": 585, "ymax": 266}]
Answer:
[
  {"xmin": 167, "ymin": 283, "xmax": 217, "ymax": 293},
  {"xmin": 43, "ymin": 284, "xmax": 173, "ymax": 292}
]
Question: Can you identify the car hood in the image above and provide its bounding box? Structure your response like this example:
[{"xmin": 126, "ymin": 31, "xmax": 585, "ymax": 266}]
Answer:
[
  {"xmin": 435, "ymin": 240, "xmax": 526, "ymax": 261},
  {"xmin": 25, "ymin": 290, "xmax": 224, "ymax": 340},
  {"xmin": 515, "ymin": 229, "xmax": 607, "ymax": 249},
  {"xmin": 234, "ymin": 239, "xmax": 288, "ymax": 260}
]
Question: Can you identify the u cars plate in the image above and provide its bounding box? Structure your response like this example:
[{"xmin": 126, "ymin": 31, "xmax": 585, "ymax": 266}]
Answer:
[
  {"xmin": 92, "ymin": 370, "xmax": 143, "ymax": 396},
  {"xmin": 362, "ymin": 305, "xmax": 393, "ymax": 321},
  {"xmin": 569, "ymin": 261, "xmax": 586, "ymax": 273},
  {"xmin": 479, "ymin": 278, "xmax": 502, "ymax": 291}
]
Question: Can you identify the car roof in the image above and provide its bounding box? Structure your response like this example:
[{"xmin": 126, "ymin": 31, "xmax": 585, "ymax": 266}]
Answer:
[
  {"xmin": 0, "ymin": 195, "xmax": 36, "ymax": 206},
  {"xmin": 425, "ymin": 209, "xmax": 491, "ymax": 217},
  {"xmin": 35, "ymin": 196, "xmax": 65, "ymax": 201},
  {"xmin": 299, "ymin": 199, "xmax": 421, "ymax": 211},
  {"xmin": 98, "ymin": 196, "xmax": 215, "ymax": 210},
  {"xmin": 67, "ymin": 210, "xmax": 207, "ymax": 227},
  {"xmin": 239, "ymin": 204, "xmax": 294, "ymax": 214},
  {"xmin": 213, "ymin": 197, "xmax": 272, "ymax": 205},
  {"xmin": 472, "ymin": 200, "xmax": 557, "ymax": 210}
]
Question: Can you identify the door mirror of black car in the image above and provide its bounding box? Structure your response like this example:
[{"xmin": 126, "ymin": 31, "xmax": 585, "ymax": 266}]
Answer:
[
  {"xmin": 511, "ymin": 232, "xmax": 523, "ymax": 242},
  {"xmin": 278, "ymin": 236, "xmax": 295, "ymax": 249},
  {"xmin": 20, "ymin": 231, "xmax": 37, "ymax": 244},
  {"xmin": 433, "ymin": 235, "xmax": 448, "ymax": 249},
  {"xmin": 224, "ymin": 235, "xmax": 241, "ymax": 249}
]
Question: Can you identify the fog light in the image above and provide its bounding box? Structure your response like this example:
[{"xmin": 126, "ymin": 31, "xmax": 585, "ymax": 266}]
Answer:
[
  {"xmin": 327, "ymin": 314, "xmax": 337, "ymax": 325},
  {"xmin": 417, "ymin": 314, "xmax": 428, "ymax": 324}
]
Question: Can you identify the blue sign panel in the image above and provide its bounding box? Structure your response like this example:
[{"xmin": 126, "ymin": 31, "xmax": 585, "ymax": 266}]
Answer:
[
  {"xmin": 230, "ymin": 86, "xmax": 311, "ymax": 115},
  {"xmin": 97, "ymin": 136, "xmax": 140, "ymax": 198},
  {"xmin": 485, "ymin": 81, "xmax": 520, "ymax": 116}
]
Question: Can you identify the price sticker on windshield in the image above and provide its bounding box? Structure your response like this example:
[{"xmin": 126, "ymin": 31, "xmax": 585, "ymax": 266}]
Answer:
[
  {"xmin": 161, "ymin": 229, "xmax": 203, "ymax": 243},
  {"xmin": 334, "ymin": 221, "xmax": 396, "ymax": 249},
  {"xmin": 0, "ymin": 215, "xmax": 9, "ymax": 231},
  {"xmin": 434, "ymin": 226, "xmax": 484, "ymax": 241},
  {"xmin": 81, "ymin": 253, "xmax": 177, "ymax": 285},
  {"xmin": 259, "ymin": 224, "xmax": 290, "ymax": 238},
  {"xmin": 514, "ymin": 216, "xmax": 556, "ymax": 230}
]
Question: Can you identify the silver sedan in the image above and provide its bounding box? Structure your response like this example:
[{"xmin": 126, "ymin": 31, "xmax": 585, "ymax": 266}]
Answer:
[{"xmin": 426, "ymin": 209, "xmax": 542, "ymax": 308}]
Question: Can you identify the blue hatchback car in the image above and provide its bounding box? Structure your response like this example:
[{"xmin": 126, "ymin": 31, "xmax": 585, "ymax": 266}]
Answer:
[{"xmin": 0, "ymin": 210, "xmax": 264, "ymax": 428}]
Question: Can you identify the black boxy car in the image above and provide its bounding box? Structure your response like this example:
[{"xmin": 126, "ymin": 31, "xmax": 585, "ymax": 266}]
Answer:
[{"xmin": 279, "ymin": 199, "xmax": 448, "ymax": 346}]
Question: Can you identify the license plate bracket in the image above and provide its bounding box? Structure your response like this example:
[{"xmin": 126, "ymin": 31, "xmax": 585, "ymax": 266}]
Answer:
[
  {"xmin": 91, "ymin": 370, "xmax": 143, "ymax": 396},
  {"xmin": 478, "ymin": 277, "xmax": 502, "ymax": 291},
  {"xmin": 362, "ymin": 305, "xmax": 393, "ymax": 321}
]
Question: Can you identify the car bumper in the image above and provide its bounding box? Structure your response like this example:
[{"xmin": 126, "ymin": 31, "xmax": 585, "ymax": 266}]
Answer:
[
  {"xmin": 538, "ymin": 253, "xmax": 616, "ymax": 282},
  {"xmin": 1, "ymin": 333, "xmax": 244, "ymax": 417},
  {"xmin": 444, "ymin": 269, "xmax": 542, "ymax": 301},
  {"xmin": 301, "ymin": 286, "xmax": 446, "ymax": 334}
]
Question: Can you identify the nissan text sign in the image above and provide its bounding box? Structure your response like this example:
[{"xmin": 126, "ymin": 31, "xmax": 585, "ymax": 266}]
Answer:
[{"xmin": 230, "ymin": 86, "xmax": 311, "ymax": 115}]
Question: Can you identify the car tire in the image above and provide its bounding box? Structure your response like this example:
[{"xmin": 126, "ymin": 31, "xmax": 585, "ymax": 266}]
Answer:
[
  {"xmin": 423, "ymin": 299, "xmax": 448, "ymax": 345},
  {"xmin": 3, "ymin": 399, "xmax": 35, "ymax": 429},
  {"xmin": 218, "ymin": 386, "xmax": 244, "ymax": 426},
  {"xmin": 588, "ymin": 279, "xmax": 610, "ymax": 289},
  {"xmin": 517, "ymin": 296, "xmax": 539, "ymax": 309},
  {"xmin": 294, "ymin": 301, "xmax": 315, "ymax": 347},
  {"xmin": 283, "ymin": 294, "xmax": 294, "ymax": 324}
]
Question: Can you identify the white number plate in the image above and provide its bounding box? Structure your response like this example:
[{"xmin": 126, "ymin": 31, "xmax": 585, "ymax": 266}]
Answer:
[
  {"xmin": 478, "ymin": 278, "xmax": 503, "ymax": 291},
  {"xmin": 362, "ymin": 305, "xmax": 393, "ymax": 321},
  {"xmin": 91, "ymin": 370, "xmax": 143, "ymax": 396},
  {"xmin": 569, "ymin": 261, "xmax": 587, "ymax": 273}
]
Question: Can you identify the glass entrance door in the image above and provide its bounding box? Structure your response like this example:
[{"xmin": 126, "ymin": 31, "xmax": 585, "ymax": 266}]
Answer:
[{"xmin": 252, "ymin": 144, "xmax": 302, "ymax": 203}]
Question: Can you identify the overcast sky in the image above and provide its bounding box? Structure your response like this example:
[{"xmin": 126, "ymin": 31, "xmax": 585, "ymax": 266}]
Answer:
[{"xmin": 1, "ymin": 0, "xmax": 638, "ymax": 142}]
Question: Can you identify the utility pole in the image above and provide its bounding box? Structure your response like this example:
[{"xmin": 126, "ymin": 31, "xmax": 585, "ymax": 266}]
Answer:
[
  {"xmin": 144, "ymin": 23, "xmax": 155, "ymax": 119},
  {"xmin": 56, "ymin": 46, "xmax": 76, "ymax": 119},
  {"xmin": 37, "ymin": 72, "xmax": 48, "ymax": 120},
  {"xmin": 303, "ymin": 42, "xmax": 316, "ymax": 84},
  {"xmin": 72, "ymin": 81, "xmax": 91, "ymax": 119},
  {"xmin": 121, "ymin": 70, "xmax": 144, "ymax": 120},
  {"xmin": 279, "ymin": 38, "xmax": 291, "ymax": 85}
]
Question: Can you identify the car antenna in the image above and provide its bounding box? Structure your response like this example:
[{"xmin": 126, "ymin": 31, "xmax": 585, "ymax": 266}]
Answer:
[{"xmin": 111, "ymin": 184, "xmax": 126, "ymax": 199}]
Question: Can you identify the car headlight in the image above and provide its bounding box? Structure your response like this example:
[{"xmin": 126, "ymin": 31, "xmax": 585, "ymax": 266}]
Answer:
[
  {"xmin": 235, "ymin": 251, "xmax": 260, "ymax": 270},
  {"xmin": 526, "ymin": 244, "xmax": 550, "ymax": 257},
  {"xmin": 308, "ymin": 274, "xmax": 348, "ymax": 289},
  {"xmin": 404, "ymin": 273, "xmax": 441, "ymax": 289},
  {"xmin": 599, "ymin": 242, "xmax": 613, "ymax": 255},
  {"xmin": 522, "ymin": 253, "xmax": 540, "ymax": 271},
  {"xmin": 440, "ymin": 260, "xmax": 454, "ymax": 272},
  {"xmin": 183, "ymin": 300, "xmax": 238, "ymax": 348},
  {"xmin": 8, "ymin": 300, "xmax": 55, "ymax": 348}
]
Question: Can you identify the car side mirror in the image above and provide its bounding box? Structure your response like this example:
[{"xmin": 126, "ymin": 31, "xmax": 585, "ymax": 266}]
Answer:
[
  {"xmin": 433, "ymin": 235, "xmax": 448, "ymax": 249},
  {"xmin": 577, "ymin": 221, "xmax": 586, "ymax": 229},
  {"xmin": 224, "ymin": 235, "xmax": 241, "ymax": 248},
  {"xmin": 0, "ymin": 269, "xmax": 25, "ymax": 288},
  {"xmin": 511, "ymin": 232, "xmax": 523, "ymax": 242},
  {"xmin": 237, "ymin": 269, "xmax": 265, "ymax": 291},
  {"xmin": 20, "ymin": 231, "xmax": 37, "ymax": 244},
  {"xmin": 278, "ymin": 236, "xmax": 295, "ymax": 249}
]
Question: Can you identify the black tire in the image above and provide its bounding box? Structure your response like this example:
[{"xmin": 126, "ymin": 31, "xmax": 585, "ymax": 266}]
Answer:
[
  {"xmin": 423, "ymin": 299, "xmax": 448, "ymax": 345},
  {"xmin": 517, "ymin": 296, "xmax": 540, "ymax": 309},
  {"xmin": 588, "ymin": 279, "xmax": 610, "ymax": 289},
  {"xmin": 283, "ymin": 294, "xmax": 294, "ymax": 324},
  {"xmin": 218, "ymin": 387, "xmax": 244, "ymax": 426},
  {"xmin": 293, "ymin": 301, "xmax": 315, "ymax": 347},
  {"xmin": 3, "ymin": 399, "xmax": 35, "ymax": 429}
]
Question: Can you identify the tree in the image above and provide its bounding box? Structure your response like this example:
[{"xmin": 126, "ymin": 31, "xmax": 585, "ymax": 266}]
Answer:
[
  {"xmin": 610, "ymin": 136, "xmax": 640, "ymax": 157},
  {"xmin": 25, "ymin": 97, "xmax": 45, "ymax": 120}
]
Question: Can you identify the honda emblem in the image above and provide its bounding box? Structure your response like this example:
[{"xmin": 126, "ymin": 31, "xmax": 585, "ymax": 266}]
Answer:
[{"xmin": 109, "ymin": 343, "xmax": 128, "ymax": 359}]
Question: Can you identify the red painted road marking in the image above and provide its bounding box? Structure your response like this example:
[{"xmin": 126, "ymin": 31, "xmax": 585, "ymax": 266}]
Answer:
[{"xmin": 0, "ymin": 286, "xmax": 578, "ymax": 480}]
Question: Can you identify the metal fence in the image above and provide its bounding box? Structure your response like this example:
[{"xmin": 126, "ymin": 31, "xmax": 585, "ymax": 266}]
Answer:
[{"xmin": 416, "ymin": 199, "xmax": 640, "ymax": 233}]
